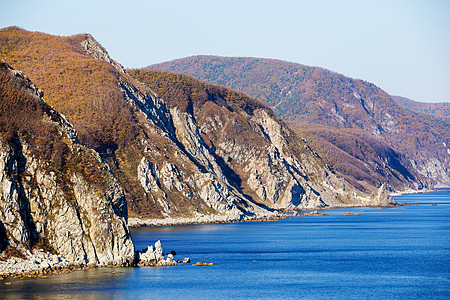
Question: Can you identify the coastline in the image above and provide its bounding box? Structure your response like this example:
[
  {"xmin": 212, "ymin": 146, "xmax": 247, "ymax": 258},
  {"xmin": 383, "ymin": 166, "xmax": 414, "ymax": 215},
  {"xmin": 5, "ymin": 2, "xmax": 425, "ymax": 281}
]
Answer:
[
  {"xmin": 128, "ymin": 202, "xmax": 402, "ymax": 228},
  {"xmin": 2, "ymin": 188, "xmax": 442, "ymax": 278},
  {"xmin": 0, "ymin": 240, "xmax": 175, "ymax": 279},
  {"xmin": 0, "ymin": 249, "xmax": 100, "ymax": 280},
  {"xmin": 129, "ymin": 187, "xmax": 450, "ymax": 228},
  {"xmin": 389, "ymin": 188, "xmax": 437, "ymax": 197}
]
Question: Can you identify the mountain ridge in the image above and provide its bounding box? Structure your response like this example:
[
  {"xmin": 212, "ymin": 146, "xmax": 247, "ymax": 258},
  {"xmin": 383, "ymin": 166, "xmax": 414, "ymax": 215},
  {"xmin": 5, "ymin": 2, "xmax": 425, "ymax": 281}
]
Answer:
[
  {"xmin": 391, "ymin": 95, "xmax": 450, "ymax": 119},
  {"xmin": 0, "ymin": 27, "xmax": 398, "ymax": 226},
  {"xmin": 148, "ymin": 55, "xmax": 449, "ymax": 188}
]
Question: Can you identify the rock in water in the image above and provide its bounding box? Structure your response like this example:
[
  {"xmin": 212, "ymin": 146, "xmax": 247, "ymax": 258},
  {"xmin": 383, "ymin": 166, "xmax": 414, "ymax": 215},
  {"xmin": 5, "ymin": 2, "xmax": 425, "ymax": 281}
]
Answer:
[{"xmin": 136, "ymin": 240, "xmax": 177, "ymax": 266}]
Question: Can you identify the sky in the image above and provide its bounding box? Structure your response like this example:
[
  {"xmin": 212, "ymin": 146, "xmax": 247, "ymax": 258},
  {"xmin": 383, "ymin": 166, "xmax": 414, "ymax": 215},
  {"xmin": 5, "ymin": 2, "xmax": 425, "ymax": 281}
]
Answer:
[{"xmin": 1, "ymin": 0, "xmax": 449, "ymax": 102}]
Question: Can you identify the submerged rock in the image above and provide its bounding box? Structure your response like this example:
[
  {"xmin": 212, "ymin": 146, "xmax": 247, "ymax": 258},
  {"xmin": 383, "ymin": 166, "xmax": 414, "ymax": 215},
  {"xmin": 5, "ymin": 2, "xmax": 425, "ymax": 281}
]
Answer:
[
  {"xmin": 296, "ymin": 210, "xmax": 326, "ymax": 217},
  {"xmin": 192, "ymin": 262, "xmax": 213, "ymax": 266}
]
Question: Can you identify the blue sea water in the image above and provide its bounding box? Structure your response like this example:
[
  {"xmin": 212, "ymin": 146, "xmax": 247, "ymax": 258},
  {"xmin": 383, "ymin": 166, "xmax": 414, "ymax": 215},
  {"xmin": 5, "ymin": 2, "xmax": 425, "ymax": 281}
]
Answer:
[{"xmin": 1, "ymin": 190, "xmax": 449, "ymax": 299}]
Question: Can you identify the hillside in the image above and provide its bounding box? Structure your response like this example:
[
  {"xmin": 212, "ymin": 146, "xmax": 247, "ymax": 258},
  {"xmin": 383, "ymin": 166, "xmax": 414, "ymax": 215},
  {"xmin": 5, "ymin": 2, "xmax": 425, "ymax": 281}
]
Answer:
[
  {"xmin": 392, "ymin": 96, "xmax": 450, "ymax": 119},
  {"xmin": 0, "ymin": 28, "xmax": 398, "ymax": 225},
  {"xmin": 128, "ymin": 69, "xmax": 399, "ymax": 209},
  {"xmin": 148, "ymin": 56, "xmax": 450, "ymax": 188},
  {"xmin": 0, "ymin": 62, "xmax": 134, "ymax": 266},
  {"xmin": 288, "ymin": 123, "xmax": 416, "ymax": 192}
]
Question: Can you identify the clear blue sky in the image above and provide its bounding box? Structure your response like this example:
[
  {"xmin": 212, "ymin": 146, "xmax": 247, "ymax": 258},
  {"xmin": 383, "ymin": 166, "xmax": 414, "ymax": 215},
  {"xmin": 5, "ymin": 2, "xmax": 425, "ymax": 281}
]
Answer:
[{"xmin": 1, "ymin": 0, "xmax": 449, "ymax": 102}]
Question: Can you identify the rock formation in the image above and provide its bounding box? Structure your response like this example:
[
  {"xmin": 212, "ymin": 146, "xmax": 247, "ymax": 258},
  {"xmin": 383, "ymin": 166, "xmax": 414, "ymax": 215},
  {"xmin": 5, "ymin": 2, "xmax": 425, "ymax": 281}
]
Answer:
[
  {"xmin": 0, "ymin": 62, "xmax": 135, "ymax": 275},
  {"xmin": 135, "ymin": 240, "xmax": 177, "ymax": 266},
  {"xmin": 148, "ymin": 55, "xmax": 449, "ymax": 190},
  {"xmin": 0, "ymin": 27, "xmax": 398, "ymax": 230}
]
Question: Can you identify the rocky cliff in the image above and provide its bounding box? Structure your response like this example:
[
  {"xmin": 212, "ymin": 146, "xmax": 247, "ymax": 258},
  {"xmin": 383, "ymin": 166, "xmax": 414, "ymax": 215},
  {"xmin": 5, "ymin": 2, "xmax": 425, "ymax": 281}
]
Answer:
[
  {"xmin": 0, "ymin": 28, "xmax": 397, "ymax": 229},
  {"xmin": 128, "ymin": 69, "xmax": 397, "ymax": 216},
  {"xmin": 148, "ymin": 55, "xmax": 449, "ymax": 189},
  {"xmin": 0, "ymin": 62, "xmax": 134, "ymax": 269}
]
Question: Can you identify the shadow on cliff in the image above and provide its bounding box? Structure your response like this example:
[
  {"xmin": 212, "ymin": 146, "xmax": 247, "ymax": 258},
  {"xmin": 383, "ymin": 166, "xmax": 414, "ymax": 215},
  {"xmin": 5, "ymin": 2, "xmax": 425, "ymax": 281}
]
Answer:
[{"xmin": 208, "ymin": 141, "xmax": 275, "ymax": 213}]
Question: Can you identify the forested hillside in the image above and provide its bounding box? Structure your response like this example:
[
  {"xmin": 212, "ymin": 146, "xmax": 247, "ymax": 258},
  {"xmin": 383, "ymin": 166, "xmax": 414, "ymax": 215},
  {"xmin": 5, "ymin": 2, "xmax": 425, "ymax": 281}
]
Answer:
[
  {"xmin": 0, "ymin": 27, "xmax": 400, "ymax": 225},
  {"xmin": 149, "ymin": 56, "xmax": 450, "ymax": 188},
  {"xmin": 392, "ymin": 96, "xmax": 449, "ymax": 119}
]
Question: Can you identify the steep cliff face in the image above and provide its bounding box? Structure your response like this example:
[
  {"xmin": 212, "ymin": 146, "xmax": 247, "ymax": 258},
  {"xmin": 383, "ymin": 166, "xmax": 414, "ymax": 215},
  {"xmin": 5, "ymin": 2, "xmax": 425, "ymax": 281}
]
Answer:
[
  {"xmin": 118, "ymin": 75, "xmax": 272, "ymax": 220},
  {"xmin": 0, "ymin": 62, "xmax": 134, "ymax": 265},
  {"xmin": 129, "ymin": 69, "xmax": 394, "ymax": 213},
  {"xmin": 148, "ymin": 56, "xmax": 449, "ymax": 189},
  {"xmin": 0, "ymin": 28, "xmax": 397, "ymax": 227}
]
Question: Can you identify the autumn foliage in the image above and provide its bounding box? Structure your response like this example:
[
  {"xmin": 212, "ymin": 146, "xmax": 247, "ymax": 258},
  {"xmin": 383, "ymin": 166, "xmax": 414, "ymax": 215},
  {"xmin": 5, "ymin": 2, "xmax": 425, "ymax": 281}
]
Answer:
[
  {"xmin": 0, "ymin": 26, "xmax": 140, "ymax": 154},
  {"xmin": 148, "ymin": 55, "xmax": 450, "ymax": 172},
  {"xmin": 128, "ymin": 68, "xmax": 272, "ymax": 116},
  {"xmin": 0, "ymin": 27, "xmax": 154, "ymax": 215},
  {"xmin": 0, "ymin": 62, "xmax": 107, "ymax": 187},
  {"xmin": 0, "ymin": 62, "xmax": 69, "ymax": 168}
]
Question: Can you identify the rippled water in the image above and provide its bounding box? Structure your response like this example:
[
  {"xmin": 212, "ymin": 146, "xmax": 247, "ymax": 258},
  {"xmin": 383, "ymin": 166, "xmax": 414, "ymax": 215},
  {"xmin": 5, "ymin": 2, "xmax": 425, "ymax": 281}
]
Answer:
[{"xmin": 1, "ymin": 190, "xmax": 449, "ymax": 299}]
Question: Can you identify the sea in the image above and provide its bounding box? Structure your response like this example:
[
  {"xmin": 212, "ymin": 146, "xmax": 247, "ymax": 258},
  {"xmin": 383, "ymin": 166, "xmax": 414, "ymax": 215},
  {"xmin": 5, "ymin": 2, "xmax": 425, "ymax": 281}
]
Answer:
[{"xmin": 1, "ymin": 189, "xmax": 449, "ymax": 299}]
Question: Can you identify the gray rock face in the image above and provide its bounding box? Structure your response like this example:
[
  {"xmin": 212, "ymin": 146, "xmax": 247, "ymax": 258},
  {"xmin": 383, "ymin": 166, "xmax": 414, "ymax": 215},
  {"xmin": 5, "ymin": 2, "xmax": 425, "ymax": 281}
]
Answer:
[
  {"xmin": 120, "ymin": 71, "xmax": 395, "ymax": 223},
  {"xmin": 118, "ymin": 76, "xmax": 273, "ymax": 221},
  {"xmin": 369, "ymin": 184, "xmax": 396, "ymax": 207},
  {"xmin": 410, "ymin": 157, "xmax": 450, "ymax": 188},
  {"xmin": 136, "ymin": 240, "xmax": 177, "ymax": 266},
  {"xmin": 79, "ymin": 35, "xmax": 396, "ymax": 222},
  {"xmin": 81, "ymin": 34, "xmax": 126, "ymax": 74},
  {"xmin": 196, "ymin": 102, "xmax": 378, "ymax": 211},
  {"xmin": 0, "ymin": 64, "xmax": 134, "ymax": 268}
]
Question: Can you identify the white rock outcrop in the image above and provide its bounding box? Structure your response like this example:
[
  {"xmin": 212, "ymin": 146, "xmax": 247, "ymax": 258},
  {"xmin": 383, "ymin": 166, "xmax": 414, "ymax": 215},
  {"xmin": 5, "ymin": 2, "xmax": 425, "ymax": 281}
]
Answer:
[{"xmin": 136, "ymin": 240, "xmax": 177, "ymax": 266}]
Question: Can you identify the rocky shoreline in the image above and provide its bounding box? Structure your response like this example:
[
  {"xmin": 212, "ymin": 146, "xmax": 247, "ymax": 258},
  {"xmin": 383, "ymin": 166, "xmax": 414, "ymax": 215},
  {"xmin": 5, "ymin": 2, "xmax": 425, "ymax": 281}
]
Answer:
[
  {"xmin": 127, "ymin": 201, "xmax": 404, "ymax": 228},
  {"xmin": 0, "ymin": 190, "xmax": 427, "ymax": 279},
  {"xmin": 128, "ymin": 213, "xmax": 283, "ymax": 228},
  {"xmin": 128, "ymin": 185, "xmax": 430, "ymax": 229},
  {"xmin": 0, "ymin": 249, "xmax": 74, "ymax": 279},
  {"xmin": 0, "ymin": 240, "xmax": 180, "ymax": 279},
  {"xmin": 128, "ymin": 208, "xmax": 335, "ymax": 228},
  {"xmin": 389, "ymin": 188, "xmax": 437, "ymax": 197}
]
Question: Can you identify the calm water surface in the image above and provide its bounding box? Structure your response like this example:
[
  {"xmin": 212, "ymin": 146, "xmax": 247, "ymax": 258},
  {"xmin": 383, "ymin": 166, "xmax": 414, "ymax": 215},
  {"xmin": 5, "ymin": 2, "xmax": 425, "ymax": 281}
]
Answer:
[{"xmin": 1, "ymin": 190, "xmax": 449, "ymax": 299}]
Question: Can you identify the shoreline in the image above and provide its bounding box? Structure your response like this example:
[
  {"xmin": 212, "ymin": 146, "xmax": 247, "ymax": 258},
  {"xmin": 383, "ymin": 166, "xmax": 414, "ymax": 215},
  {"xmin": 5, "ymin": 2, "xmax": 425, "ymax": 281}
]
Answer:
[
  {"xmin": 0, "ymin": 239, "xmax": 175, "ymax": 279},
  {"xmin": 129, "ymin": 187, "xmax": 450, "ymax": 228},
  {"xmin": 389, "ymin": 188, "xmax": 438, "ymax": 197},
  {"xmin": 128, "ymin": 202, "xmax": 404, "ymax": 228},
  {"xmin": 3, "ymin": 188, "xmax": 445, "ymax": 279},
  {"xmin": 0, "ymin": 248, "xmax": 133, "ymax": 280}
]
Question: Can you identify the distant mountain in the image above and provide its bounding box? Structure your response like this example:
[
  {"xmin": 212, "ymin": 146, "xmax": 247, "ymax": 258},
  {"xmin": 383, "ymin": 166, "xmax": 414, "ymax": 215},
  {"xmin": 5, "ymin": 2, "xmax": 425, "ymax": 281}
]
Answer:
[
  {"xmin": 148, "ymin": 55, "xmax": 450, "ymax": 188},
  {"xmin": 0, "ymin": 27, "xmax": 397, "ymax": 227},
  {"xmin": 391, "ymin": 96, "xmax": 450, "ymax": 119}
]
